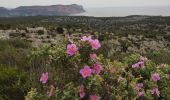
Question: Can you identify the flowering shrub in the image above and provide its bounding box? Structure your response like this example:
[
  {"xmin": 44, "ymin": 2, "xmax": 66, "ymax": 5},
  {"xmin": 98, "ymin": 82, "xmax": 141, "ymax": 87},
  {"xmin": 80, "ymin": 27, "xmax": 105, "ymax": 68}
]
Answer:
[{"xmin": 26, "ymin": 35, "xmax": 170, "ymax": 100}]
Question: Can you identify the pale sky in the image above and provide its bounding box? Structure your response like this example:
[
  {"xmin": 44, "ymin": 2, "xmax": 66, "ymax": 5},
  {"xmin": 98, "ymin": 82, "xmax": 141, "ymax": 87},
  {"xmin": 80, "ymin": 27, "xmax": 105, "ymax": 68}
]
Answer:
[{"xmin": 0, "ymin": 0, "xmax": 170, "ymax": 8}]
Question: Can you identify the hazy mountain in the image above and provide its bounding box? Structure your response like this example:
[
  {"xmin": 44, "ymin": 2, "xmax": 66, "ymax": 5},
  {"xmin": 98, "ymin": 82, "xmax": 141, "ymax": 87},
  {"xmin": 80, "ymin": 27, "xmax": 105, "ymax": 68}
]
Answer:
[
  {"xmin": 0, "ymin": 4, "xmax": 85, "ymax": 17},
  {"xmin": 0, "ymin": 7, "xmax": 9, "ymax": 16}
]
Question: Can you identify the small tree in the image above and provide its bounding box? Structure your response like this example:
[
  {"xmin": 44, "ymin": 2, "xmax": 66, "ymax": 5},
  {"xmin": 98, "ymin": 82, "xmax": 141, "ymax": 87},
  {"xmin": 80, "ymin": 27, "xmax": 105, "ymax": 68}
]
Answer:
[
  {"xmin": 37, "ymin": 30, "xmax": 44, "ymax": 35},
  {"xmin": 56, "ymin": 27, "xmax": 64, "ymax": 34}
]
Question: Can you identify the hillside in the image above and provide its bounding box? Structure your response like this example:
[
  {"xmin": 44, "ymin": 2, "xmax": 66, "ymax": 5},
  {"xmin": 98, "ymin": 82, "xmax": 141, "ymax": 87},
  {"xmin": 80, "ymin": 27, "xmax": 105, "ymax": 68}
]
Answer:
[{"xmin": 0, "ymin": 4, "xmax": 85, "ymax": 17}]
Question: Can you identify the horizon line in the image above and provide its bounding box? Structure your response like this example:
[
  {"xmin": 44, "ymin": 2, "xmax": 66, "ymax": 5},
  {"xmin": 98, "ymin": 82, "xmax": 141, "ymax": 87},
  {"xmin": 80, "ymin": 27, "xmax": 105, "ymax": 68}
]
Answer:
[{"xmin": 1, "ymin": 4, "xmax": 170, "ymax": 9}]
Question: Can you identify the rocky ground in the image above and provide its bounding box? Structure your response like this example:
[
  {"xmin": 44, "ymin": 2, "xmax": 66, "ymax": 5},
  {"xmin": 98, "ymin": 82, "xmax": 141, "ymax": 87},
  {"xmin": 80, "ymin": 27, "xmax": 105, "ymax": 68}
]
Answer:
[
  {"xmin": 0, "ymin": 27, "xmax": 169, "ymax": 54},
  {"xmin": 0, "ymin": 27, "xmax": 64, "ymax": 47}
]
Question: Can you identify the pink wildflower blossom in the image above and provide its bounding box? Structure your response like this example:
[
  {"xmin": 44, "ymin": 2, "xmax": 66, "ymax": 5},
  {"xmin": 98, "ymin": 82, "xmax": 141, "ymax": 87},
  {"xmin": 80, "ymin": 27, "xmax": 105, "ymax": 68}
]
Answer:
[
  {"xmin": 40, "ymin": 72, "xmax": 48, "ymax": 84},
  {"xmin": 89, "ymin": 39, "xmax": 101, "ymax": 50},
  {"xmin": 137, "ymin": 92, "xmax": 144, "ymax": 97},
  {"xmin": 138, "ymin": 61, "xmax": 145, "ymax": 68},
  {"xmin": 80, "ymin": 66, "xmax": 92, "ymax": 78},
  {"xmin": 81, "ymin": 36, "xmax": 92, "ymax": 42},
  {"xmin": 132, "ymin": 61, "xmax": 145, "ymax": 68},
  {"xmin": 79, "ymin": 85, "xmax": 85, "ymax": 98},
  {"xmin": 132, "ymin": 63, "xmax": 139, "ymax": 68},
  {"xmin": 151, "ymin": 73, "xmax": 160, "ymax": 82},
  {"xmin": 66, "ymin": 43, "xmax": 78, "ymax": 56},
  {"xmin": 90, "ymin": 95, "xmax": 99, "ymax": 100},
  {"xmin": 132, "ymin": 56, "xmax": 147, "ymax": 69},
  {"xmin": 136, "ymin": 83, "xmax": 143, "ymax": 91},
  {"xmin": 90, "ymin": 53, "xmax": 97, "ymax": 60},
  {"xmin": 151, "ymin": 88, "xmax": 160, "ymax": 97},
  {"xmin": 92, "ymin": 63, "xmax": 102, "ymax": 74}
]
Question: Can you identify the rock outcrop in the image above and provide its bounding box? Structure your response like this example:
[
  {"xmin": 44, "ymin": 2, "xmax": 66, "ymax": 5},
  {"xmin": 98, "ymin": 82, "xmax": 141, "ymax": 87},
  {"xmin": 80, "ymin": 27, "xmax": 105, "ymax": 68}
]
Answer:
[{"xmin": 0, "ymin": 4, "xmax": 85, "ymax": 17}]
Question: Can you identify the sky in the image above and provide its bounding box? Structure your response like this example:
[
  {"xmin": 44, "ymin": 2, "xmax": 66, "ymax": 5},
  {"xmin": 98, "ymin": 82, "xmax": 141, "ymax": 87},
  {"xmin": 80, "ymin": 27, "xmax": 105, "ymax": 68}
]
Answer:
[{"xmin": 0, "ymin": 0, "xmax": 170, "ymax": 8}]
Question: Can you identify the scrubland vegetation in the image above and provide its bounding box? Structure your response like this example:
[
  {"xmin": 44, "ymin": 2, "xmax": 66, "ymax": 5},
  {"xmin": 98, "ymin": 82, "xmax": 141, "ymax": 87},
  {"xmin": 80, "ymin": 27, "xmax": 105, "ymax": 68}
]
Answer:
[{"xmin": 0, "ymin": 16, "xmax": 170, "ymax": 100}]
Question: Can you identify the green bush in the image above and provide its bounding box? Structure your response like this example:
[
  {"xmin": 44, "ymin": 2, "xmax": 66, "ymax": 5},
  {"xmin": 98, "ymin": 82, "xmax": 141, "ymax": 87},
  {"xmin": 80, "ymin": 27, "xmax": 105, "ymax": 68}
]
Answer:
[
  {"xmin": 9, "ymin": 33, "xmax": 21, "ymax": 38},
  {"xmin": 0, "ymin": 39, "xmax": 31, "ymax": 100},
  {"xmin": 0, "ymin": 39, "xmax": 31, "ymax": 50},
  {"xmin": 0, "ymin": 35, "xmax": 170, "ymax": 99},
  {"xmin": 0, "ymin": 39, "xmax": 31, "ymax": 68},
  {"xmin": 0, "ymin": 67, "xmax": 27, "ymax": 100},
  {"xmin": 25, "ymin": 36, "xmax": 170, "ymax": 100},
  {"xmin": 37, "ymin": 30, "xmax": 44, "ymax": 35},
  {"xmin": 146, "ymin": 50, "xmax": 170, "ymax": 64},
  {"xmin": 56, "ymin": 27, "xmax": 64, "ymax": 34}
]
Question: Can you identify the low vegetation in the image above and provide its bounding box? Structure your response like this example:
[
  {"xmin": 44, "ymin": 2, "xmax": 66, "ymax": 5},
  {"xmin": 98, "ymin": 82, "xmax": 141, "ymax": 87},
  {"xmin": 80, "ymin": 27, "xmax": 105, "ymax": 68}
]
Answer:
[{"xmin": 0, "ymin": 16, "xmax": 170, "ymax": 100}]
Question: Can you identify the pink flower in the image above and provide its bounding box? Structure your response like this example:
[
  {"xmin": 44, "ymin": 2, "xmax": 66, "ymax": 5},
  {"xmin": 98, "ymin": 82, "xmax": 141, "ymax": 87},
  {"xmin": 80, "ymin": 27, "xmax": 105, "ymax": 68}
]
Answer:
[
  {"xmin": 136, "ymin": 83, "xmax": 143, "ymax": 91},
  {"xmin": 40, "ymin": 72, "xmax": 48, "ymax": 84},
  {"xmin": 89, "ymin": 39, "xmax": 101, "ymax": 50},
  {"xmin": 92, "ymin": 63, "xmax": 102, "ymax": 74},
  {"xmin": 151, "ymin": 88, "xmax": 160, "ymax": 97},
  {"xmin": 90, "ymin": 53, "xmax": 97, "ymax": 60},
  {"xmin": 137, "ymin": 92, "xmax": 144, "ymax": 97},
  {"xmin": 132, "ymin": 56, "xmax": 146, "ymax": 69},
  {"xmin": 90, "ymin": 95, "xmax": 99, "ymax": 100},
  {"xmin": 66, "ymin": 43, "xmax": 78, "ymax": 56},
  {"xmin": 151, "ymin": 73, "xmax": 160, "ymax": 82},
  {"xmin": 132, "ymin": 63, "xmax": 139, "ymax": 68},
  {"xmin": 80, "ymin": 66, "xmax": 92, "ymax": 78},
  {"xmin": 79, "ymin": 85, "xmax": 85, "ymax": 98},
  {"xmin": 132, "ymin": 61, "xmax": 145, "ymax": 68},
  {"xmin": 81, "ymin": 36, "xmax": 92, "ymax": 42},
  {"xmin": 138, "ymin": 61, "xmax": 145, "ymax": 68}
]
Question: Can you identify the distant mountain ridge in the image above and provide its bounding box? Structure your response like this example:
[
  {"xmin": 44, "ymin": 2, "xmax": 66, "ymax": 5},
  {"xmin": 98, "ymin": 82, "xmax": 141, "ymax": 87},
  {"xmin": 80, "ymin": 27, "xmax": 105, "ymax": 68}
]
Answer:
[{"xmin": 0, "ymin": 4, "xmax": 85, "ymax": 17}]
